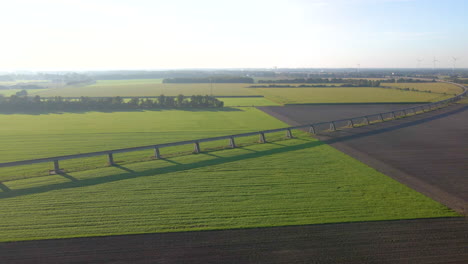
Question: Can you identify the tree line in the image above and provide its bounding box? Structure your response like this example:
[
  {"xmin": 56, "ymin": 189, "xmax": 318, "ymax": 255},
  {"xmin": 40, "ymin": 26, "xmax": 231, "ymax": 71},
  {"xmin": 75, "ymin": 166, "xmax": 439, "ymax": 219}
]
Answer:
[
  {"xmin": 379, "ymin": 78, "xmax": 436, "ymax": 83},
  {"xmin": 163, "ymin": 76, "xmax": 254, "ymax": 83},
  {"xmin": 0, "ymin": 92, "xmax": 224, "ymax": 113},
  {"xmin": 257, "ymin": 78, "xmax": 381, "ymax": 87},
  {"xmin": 449, "ymin": 78, "xmax": 468, "ymax": 84}
]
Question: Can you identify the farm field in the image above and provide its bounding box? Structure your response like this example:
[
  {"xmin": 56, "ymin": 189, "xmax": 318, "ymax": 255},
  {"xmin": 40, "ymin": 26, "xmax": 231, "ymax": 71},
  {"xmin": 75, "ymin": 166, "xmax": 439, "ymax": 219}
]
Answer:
[
  {"xmin": 36, "ymin": 80, "xmax": 257, "ymax": 97},
  {"xmin": 261, "ymin": 104, "xmax": 468, "ymax": 214},
  {"xmin": 219, "ymin": 97, "xmax": 280, "ymax": 106},
  {"xmin": 0, "ymin": 131, "xmax": 458, "ymax": 242},
  {"xmin": 384, "ymin": 82, "xmax": 463, "ymax": 95},
  {"xmin": 0, "ymin": 107, "xmax": 286, "ymax": 180},
  {"xmin": 30, "ymin": 79, "xmax": 460, "ymax": 105},
  {"xmin": 252, "ymin": 87, "xmax": 452, "ymax": 104},
  {"xmin": 3, "ymin": 218, "xmax": 466, "ymax": 264}
]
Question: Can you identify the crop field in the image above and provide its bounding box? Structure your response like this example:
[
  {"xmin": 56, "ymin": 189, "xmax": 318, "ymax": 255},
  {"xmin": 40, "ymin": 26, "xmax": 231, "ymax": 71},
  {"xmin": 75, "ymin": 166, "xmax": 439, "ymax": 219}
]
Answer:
[
  {"xmin": 384, "ymin": 82, "xmax": 463, "ymax": 95},
  {"xmin": 36, "ymin": 80, "xmax": 257, "ymax": 97},
  {"xmin": 0, "ymin": 78, "xmax": 463, "ymax": 245},
  {"xmin": 219, "ymin": 97, "xmax": 280, "ymax": 106},
  {"xmin": 252, "ymin": 87, "xmax": 451, "ymax": 104},
  {"xmin": 93, "ymin": 79, "xmax": 164, "ymax": 85},
  {"xmin": 0, "ymin": 131, "xmax": 458, "ymax": 242},
  {"xmin": 31, "ymin": 79, "xmax": 458, "ymax": 106}
]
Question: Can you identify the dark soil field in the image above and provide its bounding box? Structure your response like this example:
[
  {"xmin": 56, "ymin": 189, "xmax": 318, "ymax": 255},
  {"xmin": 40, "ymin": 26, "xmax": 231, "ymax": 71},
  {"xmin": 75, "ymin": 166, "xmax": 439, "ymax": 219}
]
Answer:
[
  {"xmin": 259, "ymin": 104, "xmax": 467, "ymax": 214},
  {"xmin": 1, "ymin": 218, "xmax": 467, "ymax": 264},
  {"xmin": 258, "ymin": 103, "xmax": 423, "ymax": 126}
]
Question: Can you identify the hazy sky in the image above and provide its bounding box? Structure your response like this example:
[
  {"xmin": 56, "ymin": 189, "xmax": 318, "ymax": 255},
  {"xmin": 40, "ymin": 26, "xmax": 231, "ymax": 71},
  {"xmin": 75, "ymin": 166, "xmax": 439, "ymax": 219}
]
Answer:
[{"xmin": 1, "ymin": 0, "xmax": 467, "ymax": 70}]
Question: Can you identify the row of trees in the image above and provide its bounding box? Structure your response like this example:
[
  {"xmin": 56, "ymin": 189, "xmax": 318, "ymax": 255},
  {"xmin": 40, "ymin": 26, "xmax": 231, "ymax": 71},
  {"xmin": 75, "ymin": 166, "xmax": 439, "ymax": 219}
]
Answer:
[
  {"xmin": 163, "ymin": 76, "xmax": 254, "ymax": 83},
  {"xmin": 380, "ymin": 78, "xmax": 436, "ymax": 83},
  {"xmin": 257, "ymin": 78, "xmax": 381, "ymax": 87},
  {"xmin": 251, "ymin": 80, "xmax": 381, "ymax": 88},
  {"xmin": 0, "ymin": 94, "xmax": 224, "ymax": 112}
]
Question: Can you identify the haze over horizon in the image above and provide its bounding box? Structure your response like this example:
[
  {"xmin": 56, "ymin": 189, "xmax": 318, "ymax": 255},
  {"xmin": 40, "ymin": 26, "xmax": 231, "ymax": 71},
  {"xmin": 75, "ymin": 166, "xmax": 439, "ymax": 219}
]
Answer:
[{"xmin": 1, "ymin": 0, "xmax": 467, "ymax": 71}]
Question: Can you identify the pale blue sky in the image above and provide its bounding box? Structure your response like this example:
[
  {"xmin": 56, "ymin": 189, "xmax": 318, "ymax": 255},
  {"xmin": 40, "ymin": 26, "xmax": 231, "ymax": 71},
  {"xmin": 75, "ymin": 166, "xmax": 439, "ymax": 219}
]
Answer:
[{"xmin": 1, "ymin": 0, "xmax": 467, "ymax": 70}]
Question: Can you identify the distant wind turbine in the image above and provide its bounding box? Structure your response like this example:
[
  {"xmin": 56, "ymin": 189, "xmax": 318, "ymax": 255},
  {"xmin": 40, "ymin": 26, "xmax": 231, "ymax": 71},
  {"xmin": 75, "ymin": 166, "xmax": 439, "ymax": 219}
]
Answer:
[
  {"xmin": 417, "ymin": 58, "xmax": 423, "ymax": 68},
  {"xmin": 432, "ymin": 57, "xmax": 439, "ymax": 71},
  {"xmin": 452, "ymin": 57, "xmax": 460, "ymax": 73}
]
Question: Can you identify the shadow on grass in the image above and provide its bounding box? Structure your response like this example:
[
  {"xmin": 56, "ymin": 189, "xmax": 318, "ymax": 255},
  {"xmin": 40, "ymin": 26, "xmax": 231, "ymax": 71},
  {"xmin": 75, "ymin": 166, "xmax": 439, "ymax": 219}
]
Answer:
[
  {"xmin": 0, "ymin": 182, "xmax": 11, "ymax": 192},
  {"xmin": 0, "ymin": 140, "xmax": 323, "ymax": 199},
  {"xmin": 58, "ymin": 172, "xmax": 78, "ymax": 182},
  {"xmin": 112, "ymin": 164, "xmax": 136, "ymax": 173}
]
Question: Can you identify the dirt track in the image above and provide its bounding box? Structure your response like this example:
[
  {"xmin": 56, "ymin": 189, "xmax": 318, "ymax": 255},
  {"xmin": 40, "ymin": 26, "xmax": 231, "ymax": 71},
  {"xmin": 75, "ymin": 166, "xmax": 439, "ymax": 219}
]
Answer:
[
  {"xmin": 259, "ymin": 104, "xmax": 468, "ymax": 214},
  {"xmin": 1, "ymin": 217, "xmax": 467, "ymax": 264}
]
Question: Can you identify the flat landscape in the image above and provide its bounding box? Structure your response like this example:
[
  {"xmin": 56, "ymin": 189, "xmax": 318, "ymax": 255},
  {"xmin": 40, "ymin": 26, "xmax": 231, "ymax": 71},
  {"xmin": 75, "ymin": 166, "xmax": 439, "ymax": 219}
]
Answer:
[
  {"xmin": 258, "ymin": 103, "xmax": 423, "ymax": 126},
  {"xmin": 0, "ymin": 131, "xmax": 457, "ymax": 242},
  {"xmin": 27, "ymin": 79, "xmax": 458, "ymax": 105},
  {"xmin": 260, "ymin": 103, "xmax": 468, "ymax": 214},
  {"xmin": 1, "ymin": 78, "xmax": 466, "ymax": 263},
  {"xmin": 35, "ymin": 80, "xmax": 257, "ymax": 97},
  {"xmin": 252, "ymin": 87, "xmax": 451, "ymax": 104},
  {"xmin": 0, "ymin": 107, "xmax": 286, "ymax": 180},
  {"xmin": 4, "ymin": 1, "xmax": 468, "ymax": 262},
  {"xmin": 385, "ymin": 82, "xmax": 463, "ymax": 94},
  {"xmin": 219, "ymin": 97, "xmax": 280, "ymax": 106}
]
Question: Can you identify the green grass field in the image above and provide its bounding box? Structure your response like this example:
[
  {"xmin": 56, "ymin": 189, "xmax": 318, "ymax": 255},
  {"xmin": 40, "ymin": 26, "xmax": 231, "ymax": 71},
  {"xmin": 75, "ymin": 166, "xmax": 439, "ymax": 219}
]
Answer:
[
  {"xmin": 384, "ymin": 82, "xmax": 463, "ymax": 95},
  {"xmin": 218, "ymin": 97, "xmax": 280, "ymax": 106},
  {"xmin": 37, "ymin": 80, "xmax": 257, "ymax": 97},
  {"xmin": 0, "ymin": 132, "xmax": 458, "ymax": 242},
  {"xmin": 0, "ymin": 79, "xmax": 462, "ymax": 243},
  {"xmin": 32, "ymin": 79, "xmax": 457, "ymax": 105},
  {"xmin": 0, "ymin": 107, "xmax": 286, "ymax": 180},
  {"xmin": 252, "ymin": 87, "xmax": 452, "ymax": 104}
]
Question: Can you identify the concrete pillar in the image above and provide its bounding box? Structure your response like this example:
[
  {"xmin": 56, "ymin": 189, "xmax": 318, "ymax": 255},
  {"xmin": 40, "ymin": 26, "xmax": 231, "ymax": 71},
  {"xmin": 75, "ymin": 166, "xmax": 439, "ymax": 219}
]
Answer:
[
  {"xmin": 391, "ymin": 112, "xmax": 396, "ymax": 119},
  {"xmin": 330, "ymin": 122, "xmax": 336, "ymax": 131},
  {"xmin": 154, "ymin": 147, "xmax": 161, "ymax": 159},
  {"xmin": 53, "ymin": 160, "xmax": 60, "ymax": 173},
  {"xmin": 259, "ymin": 132, "xmax": 266, "ymax": 143},
  {"xmin": 286, "ymin": 129, "xmax": 293, "ymax": 139},
  {"xmin": 349, "ymin": 119, "xmax": 354, "ymax": 127},
  {"xmin": 107, "ymin": 153, "xmax": 115, "ymax": 165},
  {"xmin": 193, "ymin": 142, "xmax": 200, "ymax": 153},
  {"xmin": 309, "ymin": 125, "xmax": 316, "ymax": 134},
  {"xmin": 229, "ymin": 137, "xmax": 236, "ymax": 148},
  {"xmin": 379, "ymin": 114, "xmax": 384, "ymax": 121}
]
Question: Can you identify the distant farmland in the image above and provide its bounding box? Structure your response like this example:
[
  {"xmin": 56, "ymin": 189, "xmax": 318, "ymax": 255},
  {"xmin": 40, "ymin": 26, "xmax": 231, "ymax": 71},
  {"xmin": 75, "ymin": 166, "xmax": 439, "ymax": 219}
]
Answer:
[
  {"xmin": 219, "ymin": 97, "xmax": 279, "ymax": 106},
  {"xmin": 0, "ymin": 77, "xmax": 463, "ymax": 244},
  {"xmin": 384, "ymin": 82, "xmax": 463, "ymax": 95},
  {"xmin": 252, "ymin": 87, "xmax": 452, "ymax": 104},
  {"xmin": 36, "ymin": 80, "xmax": 257, "ymax": 97},
  {"xmin": 31, "ymin": 79, "xmax": 460, "ymax": 105}
]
